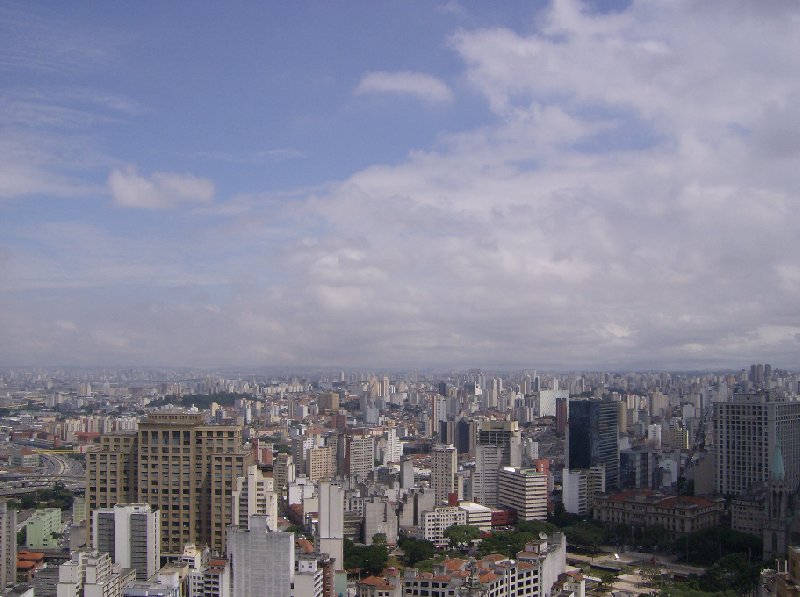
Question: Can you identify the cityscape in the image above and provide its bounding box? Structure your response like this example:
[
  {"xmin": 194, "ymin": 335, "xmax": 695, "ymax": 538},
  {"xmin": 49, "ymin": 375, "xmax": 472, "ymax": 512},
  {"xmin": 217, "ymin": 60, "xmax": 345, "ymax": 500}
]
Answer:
[
  {"xmin": 0, "ymin": 365, "xmax": 799, "ymax": 596},
  {"xmin": 2, "ymin": 1, "xmax": 800, "ymax": 597}
]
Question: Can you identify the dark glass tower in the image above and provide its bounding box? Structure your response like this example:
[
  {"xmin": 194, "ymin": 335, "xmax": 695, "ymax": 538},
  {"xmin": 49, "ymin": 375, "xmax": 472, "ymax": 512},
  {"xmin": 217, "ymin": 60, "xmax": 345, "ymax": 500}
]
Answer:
[{"xmin": 568, "ymin": 399, "xmax": 620, "ymax": 489}]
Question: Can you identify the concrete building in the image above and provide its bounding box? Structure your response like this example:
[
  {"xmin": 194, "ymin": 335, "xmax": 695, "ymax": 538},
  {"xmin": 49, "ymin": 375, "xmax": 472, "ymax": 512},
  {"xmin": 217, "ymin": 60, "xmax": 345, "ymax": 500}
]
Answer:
[
  {"xmin": 345, "ymin": 434, "xmax": 375, "ymax": 479},
  {"xmin": 714, "ymin": 391, "xmax": 800, "ymax": 496},
  {"xmin": 56, "ymin": 549, "xmax": 135, "ymax": 597},
  {"xmin": 26, "ymin": 508, "xmax": 61, "ymax": 550},
  {"xmin": 430, "ymin": 444, "xmax": 458, "ymax": 505},
  {"xmin": 458, "ymin": 502, "xmax": 492, "ymax": 533},
  {"xmin": 418, "ymin": 506, "xmax": 467, "ymax": 547},
  {"xmin": 478, "ymin": 420, "xmax": 521, "ymax": 468},
  {"xmin": 0, "ymin": 500, "xmax": 16, "ymax": 590},
  {"xmin": 562, "ymin": 466, "xmax": 605, "ymax": 517},
  {"xmin": 232, "ymin": 464, "xmax": 278, "ymax": 531},
  {"xmin": 497, "ymin": 467, "xmax": 548, "ymax": 522},
  {"xmin": 227, "ymin": 516, "xmax": 294, "ymax": 597},
  {"xmin": 273, "ymin": 453, "xmax": 295, "ymax": 490},
  {"xmin": 363, "ymin": 497, "xmax": 398, "ymax": 546},
  {"xmin": 472, "ymin": 444, "xmax": 502, "ymax": 508},
  {"xmin": 87, "ymin": 413, "xmax": 253, "ymax": 557},
  {"xmin": 316, "ymin": 481, "xmax": 344, "ymax": 571},
  {"xmin": 593, "ymin": 490, "xmax": 723, "ymax": 539},
  {"xmin": 306, "ymin": 446, "xmax": 335, "ymax": 482},
  {"xmin": 93, "ymin": 504, "xmax": 160, "ymax": 582}
]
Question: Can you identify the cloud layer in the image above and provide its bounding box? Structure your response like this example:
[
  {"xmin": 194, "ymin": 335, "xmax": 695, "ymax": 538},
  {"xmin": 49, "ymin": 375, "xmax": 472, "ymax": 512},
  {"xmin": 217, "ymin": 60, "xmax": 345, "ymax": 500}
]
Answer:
[
  {"xmin": 355, "ymin": 71, "xmax": 453, "ymax": 103},
  {"xmin": 2, "ymin": 0, "xmax": 800, "ymax": 369},
  {"xmin": 108, "ymin": 168, "xmax": 215, "ymax": 209}
]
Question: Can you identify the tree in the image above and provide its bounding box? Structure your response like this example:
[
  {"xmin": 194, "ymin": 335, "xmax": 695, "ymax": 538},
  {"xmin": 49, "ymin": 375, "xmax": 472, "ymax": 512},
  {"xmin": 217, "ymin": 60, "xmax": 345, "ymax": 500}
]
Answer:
[
  {"xmin": 398, "ymin": 536, "xmax": 435, "ymax": 566},
  {"xmin": 563, "ymin": 521, "xmax": 605, "ymax": 553},
  {"xmin": 344, "ymin": 538, "xmax": 389, "ymax": 577},
  {"xmin": 443, "ymin": 524, "xmax": 481, "ymax": 552}
]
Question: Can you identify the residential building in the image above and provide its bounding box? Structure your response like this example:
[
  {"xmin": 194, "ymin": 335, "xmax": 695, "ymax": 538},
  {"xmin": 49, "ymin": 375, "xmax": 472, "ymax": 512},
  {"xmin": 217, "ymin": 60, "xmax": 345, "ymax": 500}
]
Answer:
[
  {"xmin": 430, "ymin": 444, "xmax": 458, "ymax": 505},
  {"xmin": 418, "ymin": 506, "xmax": 467, "ymax": 547},
  {"xmin": 26, "ymin": 508, "xmax": 61, "ymax": 550},
  {"xmin": 56, "ymin": 549, "xmax": 135, "ymax": 597},
  {"xmin": 231, "ymin": 464, "xmax": 278, "ymax": 530},
  {"xmin": 306, "ymin": 446, "xmax": 335, "ymax": 482},
  {"xmin": 346, "ymin": 433, "xmax": 375, "ymax": 479},
  {"xmin": 363, "ymin": 497, "xmax": 398, "ymax": 546},
  {"xmin": 0, "ymin": 500, "xmax": 16, "ymax": 589},
  {"xmin": 316, "ymin": 481, "xmax": 344, "ymax": 571},
  {"xmin": 273, "ymin": 453, "xmax": 295, "ymax": 490}
]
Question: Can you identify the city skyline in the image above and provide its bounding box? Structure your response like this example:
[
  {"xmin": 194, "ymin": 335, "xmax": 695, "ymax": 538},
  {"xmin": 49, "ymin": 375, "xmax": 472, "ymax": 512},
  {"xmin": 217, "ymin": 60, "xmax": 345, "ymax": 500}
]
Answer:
[{"xmin": 2, "ymin": 1, "xmax": 800, "ymax": 370}]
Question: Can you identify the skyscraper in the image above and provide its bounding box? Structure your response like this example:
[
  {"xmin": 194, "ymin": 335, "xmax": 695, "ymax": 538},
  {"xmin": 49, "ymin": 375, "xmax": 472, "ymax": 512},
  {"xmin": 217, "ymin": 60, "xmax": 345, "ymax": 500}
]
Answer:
[
  {"xmin": 472, "ymin": 444, "xmax": 501, "ymax": 507},
  {"xmin": 231, "ymin": 464, "xmax": 278, "ymax": 531},
  {"xmin": 714, "ymin": 391, "xmax": 800, "ymax": 496},
  {"xmin": 497, "ymin": 467, "xmax": 548, "ymax": 522},
  {"xmin": 228, "ymin": 516, "xmax": 294, "ymax": 597},
  {"xmin": 568, "ymin": 399, "xmax": 620, "ymax": 489},
  {"xmin": 430, "ymin": 444, "xmax": 458, "ymax": 505}
]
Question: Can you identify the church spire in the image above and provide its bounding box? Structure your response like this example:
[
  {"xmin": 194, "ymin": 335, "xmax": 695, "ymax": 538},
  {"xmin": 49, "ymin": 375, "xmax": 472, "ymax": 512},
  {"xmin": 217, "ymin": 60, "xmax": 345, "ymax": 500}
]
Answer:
[{"xmin": 771, "ymin": 427, "xmax": 786, "ymax": 483}]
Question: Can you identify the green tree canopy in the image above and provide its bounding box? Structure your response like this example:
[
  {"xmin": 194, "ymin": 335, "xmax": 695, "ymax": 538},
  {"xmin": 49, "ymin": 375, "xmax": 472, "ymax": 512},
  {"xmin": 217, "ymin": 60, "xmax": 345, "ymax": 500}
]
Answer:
[
  {"xmin": 398, "ymin": 536, "xmax": 435, "ymax": 566},
  {"xmin": 444, "ymin": 524, "xmax": 481, "ymax": 552}
]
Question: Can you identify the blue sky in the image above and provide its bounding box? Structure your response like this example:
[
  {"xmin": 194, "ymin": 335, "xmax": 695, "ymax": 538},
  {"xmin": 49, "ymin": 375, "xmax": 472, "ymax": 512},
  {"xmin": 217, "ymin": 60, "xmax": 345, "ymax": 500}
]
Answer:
[{"xmin": 2, "ymin": 0, "xmax": 800, "ymax": 369}]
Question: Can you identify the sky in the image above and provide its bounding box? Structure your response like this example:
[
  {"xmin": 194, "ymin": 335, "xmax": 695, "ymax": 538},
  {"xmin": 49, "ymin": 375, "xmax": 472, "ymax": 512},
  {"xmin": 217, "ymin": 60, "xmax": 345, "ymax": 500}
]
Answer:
[{"xmin": 1, "ymin": 0, "xmax": 800, "ymax": 371}]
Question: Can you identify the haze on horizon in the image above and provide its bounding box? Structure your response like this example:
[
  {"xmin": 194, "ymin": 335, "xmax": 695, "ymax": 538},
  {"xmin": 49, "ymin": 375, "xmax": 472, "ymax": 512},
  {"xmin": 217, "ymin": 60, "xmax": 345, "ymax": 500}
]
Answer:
[{"xmin": 1, "ymin": 0, "xmax": 799, "ymax": 371}]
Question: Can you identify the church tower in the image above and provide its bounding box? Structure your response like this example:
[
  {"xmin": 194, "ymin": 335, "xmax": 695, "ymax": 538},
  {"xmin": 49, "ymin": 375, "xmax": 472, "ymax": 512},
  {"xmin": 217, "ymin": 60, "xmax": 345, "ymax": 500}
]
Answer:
[{"xmin": 764, "ymin": 429, "xmax": 790, "ymax": 560}]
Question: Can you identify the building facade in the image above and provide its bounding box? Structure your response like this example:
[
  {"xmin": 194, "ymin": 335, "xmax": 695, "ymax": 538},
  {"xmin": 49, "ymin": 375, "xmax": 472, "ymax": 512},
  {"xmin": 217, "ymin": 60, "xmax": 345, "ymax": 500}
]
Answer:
[{"xmin": 568, "ymin": 399, "xmax": 620, "ymax": 490}]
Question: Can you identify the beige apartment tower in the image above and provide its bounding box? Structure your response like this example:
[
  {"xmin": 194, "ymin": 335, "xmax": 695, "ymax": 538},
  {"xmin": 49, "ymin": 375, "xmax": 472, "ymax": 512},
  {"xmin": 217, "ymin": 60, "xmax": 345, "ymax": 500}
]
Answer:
[{"xmin": 431, "ymin": 444, "xmax": 458, "ymax": 505}]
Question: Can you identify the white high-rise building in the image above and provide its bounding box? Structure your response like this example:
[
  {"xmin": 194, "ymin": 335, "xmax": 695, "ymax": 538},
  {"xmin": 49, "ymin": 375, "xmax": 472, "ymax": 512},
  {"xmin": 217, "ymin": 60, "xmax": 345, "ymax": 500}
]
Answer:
[
  {"xmin": 232, "ymin": 465, "xmax": 278, "ymax": 531},
  {"xmin": 93, "ymin": 504, "xmax": 160, "ymax": 582},
  {"xmin": 57, "ymin": 550, "xmax": 134, "ymax": 597},
  {"xmin": 472, "ymin": 444, "xmax": 501, "ymax": 507},
  {"xmin": 316, "ymin": 481, "xmax": 344, "ymax": 570},
  {"xmin": 382, "ymin": 427, "xmax": 403, "ymax": 465},
  {"xmin": 228, "ymin": 516, "xmax": 294, "ymax": 597},
  {"xmin": 497, "ymin": 467, "xmax": 548, "ymax": 522},
  {"xmin": 431, "ymin": 444, "xmax": 458, "ymax": 505}
]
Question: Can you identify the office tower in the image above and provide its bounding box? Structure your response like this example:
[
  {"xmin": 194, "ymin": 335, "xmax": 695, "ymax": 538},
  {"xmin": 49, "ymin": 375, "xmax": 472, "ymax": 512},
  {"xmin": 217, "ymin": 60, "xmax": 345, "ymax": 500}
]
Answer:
[
  {"xmin": 232, "ymin": 464, "xmax": 278, "ymax": 531},
  {"xmin": 714, "ymin": 391, "xmax": 800, "ymax": 496},
  {"xmin": 477, "ymin": 420, "xmax": 521, "ymax": 467},
  {"xmin": 555, "ymin": 397, "xmax": 568, "ymax": 435},
  {"xmin": 228, "ymin": 517, "xmax": 294, "ymax": 597},
  {"xmin": 438, "ymin": 381, "xmax": 448, "ymax": 397},
  {"xmin": 0, "ymin": 500, "xmax": 16, "ymax": 590},
  {"xmin": 455, "ymin": 419, "xmax": 476, "ymax": 456},
  {"xmin": 497, "ymin": 467, "xmax": 548, "ymax": 521},
  {"xmin": 345, "ymin": 433, "xmax": 375, "ymax": 478},
  {"xmin": 273, "ymin": 453, "xmax": 295, "ymax": 490},
  {"xmin": 89, "ymin": 412, "xmax": 253, "ymax": 557},
  {"xmin": 431, "ymin": 444, "xmax": 458, "ymax": 505},
  {"xmin": 86, "ymin": 432, "xmax": 138, "ymax": 542},
  {"xmin": 472, "ymin": 444, "xmax": 501, "ymax": 507},
  {"xmin": 316, "ymin": 481, "xmax": 344, "ymax": 570},
  {"xmin": 93, "ymin": 504, "xmax": 160, "ymax": 582},
  {"xmin": 57, "ymin": 550, "xmax": 134, "ymax": 597},
  {"xmin": 567, "ymin": 399, "xmax": 620, "ymax": 489},
  {"xmin": 306, "ymin": 445, "xmax": 335, "ymax": 482}
]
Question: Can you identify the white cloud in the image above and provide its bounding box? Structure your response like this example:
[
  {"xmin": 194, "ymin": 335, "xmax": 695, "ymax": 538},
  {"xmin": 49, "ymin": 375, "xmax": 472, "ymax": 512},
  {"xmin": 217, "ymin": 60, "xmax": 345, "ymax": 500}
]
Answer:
[
  {"xmin": 108, "ymin": 167, "xmax": 215, "ymax": 209},
  {"xmin": 355, "ymin": 71, "xmax": 453, "ymax": 103}
]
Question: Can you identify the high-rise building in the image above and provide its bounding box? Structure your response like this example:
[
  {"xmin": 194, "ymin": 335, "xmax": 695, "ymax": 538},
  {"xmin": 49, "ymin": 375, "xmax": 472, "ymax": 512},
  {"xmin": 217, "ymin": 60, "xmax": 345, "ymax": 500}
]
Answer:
[
  {"xmin": 57, "ymin": 549, "xmax": 135, "ymax": 597},
  {"xmin": 231, "ymin": 465, "xmax": 278, "ymax": 531},
  {"xmin": 497, "ymin": 467, "xmax": 549, "ymax": 522},
  {"xmin": 93, "ymin": 503, "xmax": 160, "ymax": 582},
  {"xmin": 430, "ymin": 444, "xmax": 458, "ymax": 505},
  {"xmin": 86, "ymin": 431, "xmax": 138, "ymax": 543},
  {"xmin": 228, "ymin": 517, "xmax": 294, "ymax": 597},
  {"xmin": 273, "ymin": 453, "xmax": 295, "ymax": 490},
  {"xmin": 306, "ymin": 445, "xmax": 335, "ymax": 482},
  {"xmin": 0, "ymin": 500, "xmax": 16, "ymax": 590},
  {"xmin": 87, "ymin": 412, "xmax": 253, "ymax": 557},
  {"xmin": 345, "ymin": 433, "xmax": 375, "ymax": 478},
  {"xmin": 714, "ymin": 391, "xmax": 800, "ymax": 496},
  {"xmin": 477, "ymin": 420, "xmax": 521, "ymax": 468},
  {"xmin": 472, "ymin": 444, "xmax": 501, "ymax": 507},
  {"xmin": 316, "ymin": 481, "xmax": 344, "ymax": 571},
  {"xmin": 567, "ymin": 399, "xmax": 620, "ymax": 489}
]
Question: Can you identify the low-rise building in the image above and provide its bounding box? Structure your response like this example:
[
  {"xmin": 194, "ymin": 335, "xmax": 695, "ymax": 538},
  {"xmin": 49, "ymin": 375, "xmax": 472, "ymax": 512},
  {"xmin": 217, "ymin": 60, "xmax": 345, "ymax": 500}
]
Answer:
[{"xmin": 593, "ymin": 490, "xmax": 723, "ymax": 538}]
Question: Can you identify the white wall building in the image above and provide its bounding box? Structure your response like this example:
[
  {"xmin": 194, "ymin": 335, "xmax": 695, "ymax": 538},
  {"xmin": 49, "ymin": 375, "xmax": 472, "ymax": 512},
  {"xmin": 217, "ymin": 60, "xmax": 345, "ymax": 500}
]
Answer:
[{"xmin": 93, "ymin": 503, "xmax": 160, "ymax": 583}]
